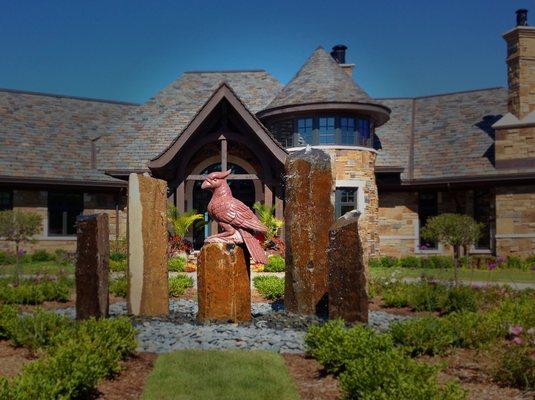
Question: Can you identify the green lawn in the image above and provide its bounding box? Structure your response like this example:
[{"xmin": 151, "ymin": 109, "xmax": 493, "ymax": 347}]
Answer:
[
  {"xmin": 370, "ymin": 266, "xmax": 535, "ymax": 284},
  {"xmin": 0, "ymin": 261, "xmax": 74, "ymax": 276},
  {"xmin": 141, "ymin": 350, "xmax": 299, "ymax": 400}
]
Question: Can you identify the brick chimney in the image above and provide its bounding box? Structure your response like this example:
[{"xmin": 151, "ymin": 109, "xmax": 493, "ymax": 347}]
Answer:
[
  {"xmin": 330, "ymin": 45, "xmax": 355, "ymax": 76},
  {"xmin": 503, "ymin": 9, "xmax": 535, "ymax": 118}
]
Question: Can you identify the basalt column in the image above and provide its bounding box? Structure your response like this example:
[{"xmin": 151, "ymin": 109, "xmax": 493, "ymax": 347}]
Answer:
[
  {"xmin": 284, "ymin": 148, "xmax": 334, "ymax": 316},
  {"xmin": 75, "ymin": 213, "xmax": 110, "ymax": 320},
  {"xmin": 328, "ymin": 212, "xmax": 368, "ymax": 322},
  {"xmin": 127, "ymin": 174, "xmax": 169, "ymax": 316},
  {"xmin": 197, "ymin": 243, "xmax": 251, "ymax": 322}
]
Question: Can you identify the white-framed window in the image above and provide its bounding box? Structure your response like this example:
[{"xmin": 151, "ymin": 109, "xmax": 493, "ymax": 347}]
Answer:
[{"xmin": 334, "ymin": 180, "xmax": 366, "ymax": 218}]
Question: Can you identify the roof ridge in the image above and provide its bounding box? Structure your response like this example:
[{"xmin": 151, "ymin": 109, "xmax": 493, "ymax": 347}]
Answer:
[
  {"xmin": 376, "ymin": 86, "xmax": 506, "ymax": 101},
  {"xmin": 183, "ymin": 69, "xmax": 267, "ymax": 74},
  {"xmin": 0, "ymin": 87, "xmax": 140, "ymax": 106}
]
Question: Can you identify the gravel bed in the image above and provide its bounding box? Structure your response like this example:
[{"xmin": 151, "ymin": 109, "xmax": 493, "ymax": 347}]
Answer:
[{"xmin": 53, "ymin": 300, "xmax": 409, "ymax": 354}]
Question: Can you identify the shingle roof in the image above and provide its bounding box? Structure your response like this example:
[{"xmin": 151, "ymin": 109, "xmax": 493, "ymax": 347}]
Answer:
[
  {"xmin": 265, "ymin": 47, "xmax": 374, "ymax": 110},
  {"xmin": 0, "ymin": 89, "xmax": 135, "ymax": 184},
  {"xmin": 97, "ymin": 70, "xmax": 282, "ymax": 171},
  {"xmin": 375, "ymin": 87, "xmax": 508, "ymax": 181}
]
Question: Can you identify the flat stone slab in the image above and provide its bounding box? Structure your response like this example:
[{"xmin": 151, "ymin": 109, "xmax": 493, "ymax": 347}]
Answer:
[{"xmin": 52, "ymin": 300, "xmax": 409, "ymax": 354}]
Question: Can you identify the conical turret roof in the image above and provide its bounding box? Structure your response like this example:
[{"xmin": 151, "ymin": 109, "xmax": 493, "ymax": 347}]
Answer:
[{"xmin": 266, "ymin": 47, "xmax": 373, "ymax": 109}]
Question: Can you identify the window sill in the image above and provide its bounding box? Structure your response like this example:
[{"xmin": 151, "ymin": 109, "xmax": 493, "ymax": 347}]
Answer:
[
  {"xmin": 35, "ymin": 236, "xmax": 77, "ymax": 241},
  {"xmin": 468, "ymin": 248, "xmax": 492, "ymax": 255}
]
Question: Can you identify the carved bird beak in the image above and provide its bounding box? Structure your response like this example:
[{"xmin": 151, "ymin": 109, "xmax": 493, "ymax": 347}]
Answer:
[{"xmin": 201, "ymin": 180, "xmax": 210, "ymax": 189}]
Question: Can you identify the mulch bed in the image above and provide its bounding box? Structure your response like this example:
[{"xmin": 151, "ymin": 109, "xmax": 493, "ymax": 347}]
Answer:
[
  {"xmin": 96, "ymin": 352, "xmax": 157, "ymax": 399},
  {"xmin": 283, "ymin": 353, "xmax": 341, "ymax": 400},
  {"xmin": 421, "ymin": 348, "xmax": 534, "ymax": 400},
  {"xmin": 0, "ymin": 340, "xmax": 34, "ymax": 377}
]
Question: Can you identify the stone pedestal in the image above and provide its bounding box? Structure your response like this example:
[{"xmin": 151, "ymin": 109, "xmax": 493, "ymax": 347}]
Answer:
[
  {"xmin": 328, "ymin": 212, "xmax": 368, "ymax": 323},
  {"xmin": 197, "ymin": 243, "xmax": 251, "ymax": 322},
  {"xmin": 284, "ymin": 148, "xmax": 334, "ymax": 316},
  {"xmin": 127, "ymin": 173, "xmax": 169, "ymax": 316},
  {"xmin": 76, "ymin": 214, "xmax": 109, "ymax": 320}
]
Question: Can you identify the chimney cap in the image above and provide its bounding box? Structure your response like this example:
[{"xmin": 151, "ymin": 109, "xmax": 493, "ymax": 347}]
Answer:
[
  {"xmin": 330, "ymin": 44, "xmax": 348, "ymax": 64},
  {"xmin": 516, "ymin": 9, "xmax": 528, "ymax": 26}
]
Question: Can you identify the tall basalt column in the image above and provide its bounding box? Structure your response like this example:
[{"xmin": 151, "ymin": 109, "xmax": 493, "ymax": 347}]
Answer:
[
  {"xmin": 328, "ymin": 212, "xmax": 368, "ymax": 323},
  {"xmin": 284, "ymin": 148, "xmax": 334, "ymax": 315},
  {"xmin": 76, "ymin": 213, "xmax": 109, "ymax": 320},
  {"xmin": 197, "ymin": 243, "xmax": 251, "ymax": 322},
  {"xmin": 127, "ymin": 174, "xmax": 169, "ymax": 316}
]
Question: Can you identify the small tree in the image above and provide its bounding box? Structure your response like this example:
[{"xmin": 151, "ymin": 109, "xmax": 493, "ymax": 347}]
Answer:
[
  {"xmin": 253, "ymin": 202, "xmax": 284, "ymax": 245},
  {"xmin": 421, "ymin": 213, "xmax": 482, "ymax": 285},
  {"xmin": 0, "ymin": 210, "xmax": 43, "ymax": 283}
]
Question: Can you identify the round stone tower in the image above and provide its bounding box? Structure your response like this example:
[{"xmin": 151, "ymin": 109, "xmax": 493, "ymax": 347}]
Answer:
[{"xmin": 258, "ymin": 46, "xmax": 390, "ymax": 254}]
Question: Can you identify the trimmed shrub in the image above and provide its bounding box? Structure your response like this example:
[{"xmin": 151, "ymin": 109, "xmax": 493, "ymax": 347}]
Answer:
[
  {"xmin": 305, "ymin": 320, "xmax": 466, "ymax": 400},
  {"xmin": 263, "ymin": 255, "xmax": 285, "ymax": 272},
  {"xmin": 168, "ymin": 274, "xmax": 193, "ymax": 297},
  {"xmin": 379, "ymin": 256, "xmax": 399, "ymax": 268},
  {"xmin": 31, "ymin": 250, "xmax": 55, "ymax": 262},
  {"xmin": 391, "ymin": 316, "xmax": 454, "ymax": 356},
  {"xmin": 0, "ymin": 280, "xmax": 70, "ymax": 305},
  {"xmin": 253, "ymin": 276, "xmax": 284, "ymax": 300},
  {"xmin": 168, "ymin": 256, "xmax": 186, "ymax": 272},
  {"xmin": 399, "ymin": 256, "xmax": 421, "ymax": 269},
  {"xmin": 6, "ymin": 309, "xmax": 71, "ymax": 350},
  {"xmin": 109, "ymin": 251, "xmax": 127, "ymax": 262},
  {"xmin": 3, "ymin": 315, "xmax": 137, "ymax": 399},
  {"xmin": 109, "ymin": 259, "xmax": 127, "ymax": 272},
  {"xmin": 109, "ymin": 277, "xmax": 127, "ymax": 298},
  {"xmin": 368, "ymin": 257, "xmax": 382, "ymax": 269},
  {"xmin": 442, "ymin": 286, "xmax": 477, "ymax": 313}
]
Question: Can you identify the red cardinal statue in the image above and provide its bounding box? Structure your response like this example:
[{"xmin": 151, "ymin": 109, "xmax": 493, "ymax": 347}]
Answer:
[{"xmin": 201, "ymin": 169, "xmax": 268, "ymax": 264}]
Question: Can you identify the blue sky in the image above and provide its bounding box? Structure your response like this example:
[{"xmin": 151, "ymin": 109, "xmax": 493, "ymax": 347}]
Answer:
[{"xmin": 0, "ymin": 0, "xmax": 531, "ymax": 103}]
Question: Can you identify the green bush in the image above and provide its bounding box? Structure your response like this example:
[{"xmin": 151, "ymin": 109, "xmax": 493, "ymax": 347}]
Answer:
[
  {"xmin": 379, "ymin": 256, "xmax": 399, "ymax": 268},
  {"xmin": 168, "ymin": 274, "xmax": 193, "ymax": 297},
  {"xmin": 0, "ymin": 280, "xmax": 70, "ymax": 305},
  {"xmin": 168, "ymin": 256, "xmax": 186, "ymax": 272},
  {"xmin": 442, "ymin": 286, "xmax": 477, "ymax": 313},
  {"xmin": 109, "ymin": 277, "xmax": 128, "ymax": 298},
  {"xmin": 0, "ymin": 305, "xmax": 18, "ymax": 339},
  {"xmin": 368, "ymin": 257, "xmax": 382, "ymax": 269},
  {"xmin": 503, "ymin": 255, "xmax": 526, "ymax": 270},
  {"xmin": 6, "ymin": 309, "xmax": 71, "ymax": 350},
  {"xmin": 428, "ymin": 255, "xmax": 455, "ymax": 269},
  {"xmin": 31, "ymin": 250, "xmax": 55, "ymax": 262},
  {"xmin": 399, "ymin": 256, "xmax": 421, "ymax": 269},
  {"xmin": 263, "ymin": 255, "xmax": 285, "ymax": 272},
  {"xmin": 391, "ymin": 316, "xmax": 455, "ymax": 356},
  {"xmin": 3, "ymin": 315, "xmax": 137, "ymax": 399},
  {"xmin": 0, "ymin": 251, "xmax": 16, "ymax": 265},
  {"xmin": 109, "ymin": 259, "xmax": 127, "ymax": 272},
  {"xmin": 339, "ymin": 350, "xmax": 466, "ymax": 400},
  {"xmin": 253, "ymin": 276, "xmax": 284, "ymax": 300},
  {"xmin": 109, "ymin": 251, "xmax": 127, "ymax": 262},
  {"xmin": 494, "ymin": 343, "xmax": 535, "ymax": 390},
  {"xmin": 305, "ymin": 320, "xmax": 466, "ymax": 400},
  {"xmin": 382, "ymin": 283, "xmax": 412, "ymax": 308}
]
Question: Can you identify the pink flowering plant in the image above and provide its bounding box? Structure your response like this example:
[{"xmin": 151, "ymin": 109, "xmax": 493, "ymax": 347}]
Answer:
[{"xmin": 495, "ymin": 324, "xmax": 535, "ymax": 389}]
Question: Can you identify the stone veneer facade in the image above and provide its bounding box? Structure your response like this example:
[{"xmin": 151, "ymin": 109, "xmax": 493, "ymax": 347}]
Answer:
[{"xmin": 0, "ymin": 189, "xmax": 126, "ymax": 253}]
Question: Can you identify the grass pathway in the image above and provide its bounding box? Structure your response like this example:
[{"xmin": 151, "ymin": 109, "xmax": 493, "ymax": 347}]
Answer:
[{"xmin": 141, "ymin": 350, "xmax": 300, "ymax": 400}]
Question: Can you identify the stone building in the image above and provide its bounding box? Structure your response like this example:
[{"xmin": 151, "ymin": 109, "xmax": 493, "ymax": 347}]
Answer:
[{"xmin": 1, "ymin": 11, "xmax": 534, "ymax": 257}]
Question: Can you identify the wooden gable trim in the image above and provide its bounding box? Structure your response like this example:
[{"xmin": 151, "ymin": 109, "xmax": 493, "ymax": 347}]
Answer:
[{"xmin": 149, "ymin": 83, "xmax": 287, "ymax": 170}]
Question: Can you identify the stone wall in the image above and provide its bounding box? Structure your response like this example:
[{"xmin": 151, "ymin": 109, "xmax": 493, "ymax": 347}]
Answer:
[
  {"xmin": 0, "ymin": 189, "xmax": 126, "ymax": 253},
  {"xmin": 324, "ymin": 148, "xmax": 379, "ymax": 255},
  {"xmin": 495, "ymin": 184, "xmax": 535, "ymax": 256},
  {"xmin": 378, "ymin": 191, "xmax": 418, "ymax": 256}
]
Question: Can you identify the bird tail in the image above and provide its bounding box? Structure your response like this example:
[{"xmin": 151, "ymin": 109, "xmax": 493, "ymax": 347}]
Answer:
[{"xmin": 240, "ymin": 229, "xmax": 267, "ymax": 264}]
